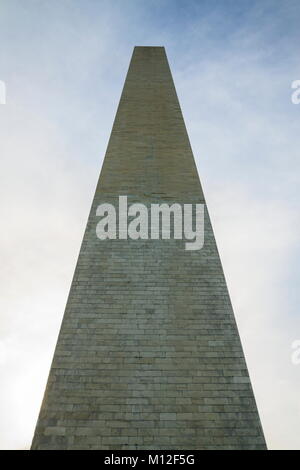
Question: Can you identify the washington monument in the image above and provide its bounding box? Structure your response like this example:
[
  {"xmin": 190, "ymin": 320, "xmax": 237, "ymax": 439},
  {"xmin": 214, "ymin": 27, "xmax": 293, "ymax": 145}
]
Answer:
[{"xmin": 31, "ymin": 46, "xmax": 266, "ymax": 450}]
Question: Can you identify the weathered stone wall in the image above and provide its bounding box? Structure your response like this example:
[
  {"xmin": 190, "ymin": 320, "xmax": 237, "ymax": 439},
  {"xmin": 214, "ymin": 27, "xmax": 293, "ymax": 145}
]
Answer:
[{"xmin": 31, "ymin": 47, "xmax": 266, "ymax": 450}]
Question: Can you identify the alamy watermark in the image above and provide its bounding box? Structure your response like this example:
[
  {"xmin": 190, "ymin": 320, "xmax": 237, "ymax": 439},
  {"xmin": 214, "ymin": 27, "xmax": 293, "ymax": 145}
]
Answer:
[
  {"xmin": 291, "ymin": 340, "xmax": 300, "ymax": 365},
  {"xmin": 291, "ymin": 80, "xmax": 300, "ymax": 104},
  {"xmin": 95, "ymin": 196, "xmax": 205, "ymax": 251},
  {"xmin": 0, "ymin": 80, "xmax": 6, "ymax": 104}
]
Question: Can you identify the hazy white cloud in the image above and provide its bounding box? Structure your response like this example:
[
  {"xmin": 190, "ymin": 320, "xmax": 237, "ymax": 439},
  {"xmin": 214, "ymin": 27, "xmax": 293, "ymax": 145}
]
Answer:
[{"xmin": 0, "ymin": 0, "xmax": 299, "ymax": 449}]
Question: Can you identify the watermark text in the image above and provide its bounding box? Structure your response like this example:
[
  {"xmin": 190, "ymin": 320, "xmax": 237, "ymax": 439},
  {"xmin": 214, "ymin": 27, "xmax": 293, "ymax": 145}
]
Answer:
[{"xmin": 96, "ymin": 196, "xmax": 205, "ymax": 251}]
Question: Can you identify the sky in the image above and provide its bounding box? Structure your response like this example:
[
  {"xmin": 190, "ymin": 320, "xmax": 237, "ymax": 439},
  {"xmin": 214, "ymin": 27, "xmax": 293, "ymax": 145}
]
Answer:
[{"xmin": 0, "ymin": 0, "xmax": 300, "ymax": 450}]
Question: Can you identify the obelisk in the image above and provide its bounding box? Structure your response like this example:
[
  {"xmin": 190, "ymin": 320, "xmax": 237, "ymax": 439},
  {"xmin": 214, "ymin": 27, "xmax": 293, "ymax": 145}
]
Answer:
[{"xmin": 31, "ymin": 46, "xmax": 266, "ymax": 450}]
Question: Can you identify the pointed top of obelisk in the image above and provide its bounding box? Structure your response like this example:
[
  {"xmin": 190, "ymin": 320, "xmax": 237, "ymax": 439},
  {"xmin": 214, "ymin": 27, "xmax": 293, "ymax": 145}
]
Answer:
[{"xmin": 97, "ymin": 45, "xmax": 204, "ymax": 201}]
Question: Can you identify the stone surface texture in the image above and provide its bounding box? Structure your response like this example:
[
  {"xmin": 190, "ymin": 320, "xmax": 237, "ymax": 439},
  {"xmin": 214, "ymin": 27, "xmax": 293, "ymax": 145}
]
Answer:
[{"xmin": 31, "ymin": 46, "xmax": 266, "ymax": 450}]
